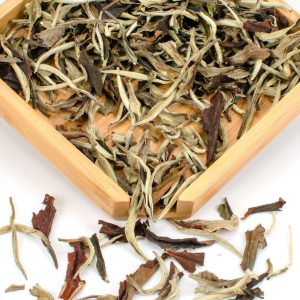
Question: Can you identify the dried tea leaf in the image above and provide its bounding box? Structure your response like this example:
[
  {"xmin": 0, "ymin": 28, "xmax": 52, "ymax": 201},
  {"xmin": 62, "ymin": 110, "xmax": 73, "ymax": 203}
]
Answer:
[
  {"xmin": 9, "ymin": 198, "xmax": 27, "ymax": 279},
  {"xmin": 29, "ymin": 284, "xmax": 54, "ymax": 300},
  {"xmin": 15, "ymin": 224, "xmax": 58, "ymax": 269},
  {"xmin": 203, "ymin": 92, "xmax": 225, "ymax": 164},
  {"xmin": 34, "ymin": 25, "xmax": 67, "ymax": 48},
  {"xmin": 99, "ymin": 219, "xmax": 146, "ymax": 243},
  {"xmin": 229, "ymin": 43, "xmax": 270, "ymax": 65},
  {"xmin": 273, "ymin": 32, "xmax": 300, "ymax": 59},
  {"xmin": 79, "ymin": 49, "xmax": 103, "ymax": 96},
  {"xmin": 4, "ymin": 284, "xmax": 25, "ymax": 293},
  {"xmin": 127, "ymin": 252, "xmax": 168, "ymax": 294},
  {"xmin": 170, "ymin": 220, "xmax": 242, "ymax": 257},
  {"xmin": 218, "ymin": 198, "xmax": 234, "ymax": 220},
  {"xmin": 91, "ymin": 233, "xmax": 108, "ymax": 282},
  {"xmin": 59, "ymin": 237, "xmax": 95, "ymax": 278},
  {"xmin": 193, "ymin": 271, "xmax": 255, "ymax": 300},
  {"xmin": 166, "ymin": 250, "xmax": 205, "ymax": 273},
  {"xmin": 145, "ymin": 228, "xmax": 214, "ymax": 249},
  {"xmin": 190, "ymin": 271, "xmax": 241, "ymax": 294},
  {"xmin": 156, "ymin": 261, "xmax": 183, "ymax": 300},
  {"xmin": 125, "ymin": 188, "xmax": 148, "ymax": 260},
  {"xmin": 172, "ymin": 215, "xmax": 239, "ymax": 233},
  {"xmin": 241, "ymin": 225, "xmax": 267, "ymax": 271},
  {"xmin": 118, "ymin": 255, "xmax": 165, "ymax": 300},
  {"xmin": 32, "ymin": 194, "xmax": 56, "ymax": 238},
  {"xmin": 59, "ymin": 242, "xmax": 87, "ymax": 300},
  {"xmin": 243, "ymin": 20, "xmax": 273, "ymax": 33},
  {"xmin": 242, "ymin": 198, "xmax": 286, "ymax": 220}
]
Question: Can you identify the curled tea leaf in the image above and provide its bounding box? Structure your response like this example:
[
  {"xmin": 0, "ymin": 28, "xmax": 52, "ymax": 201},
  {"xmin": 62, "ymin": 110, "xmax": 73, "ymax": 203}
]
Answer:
[
  {"xmin": 5, "ymin": 284, "xmax": 25, "ymax": 293},
  {"xmin": 217, "ymin": 198, "xmax": 234, "ymax": 220},
  {"xmin": 242, "ymin": 198, "xmax": 286, "ymax": 220},
  {"xmin": 203, "ymin": 92, "xmax": 225, "ymax": 164},
  {"xmin": 9, "ymin": 198, "xmax": 27, "ymax": 279},
  {"xmin": 59, "ymin": 236, "xmax": 95, "ymax": 278},
  {"xmin": 127, "ymin": 252, "xmax": 168, "ymax": 294},
  {"xmin": 166, "ymin": 250, "xmax": 205, "ymax": 273},
  {"xmin": 91, "ymin": 233, "xmax": 109, "ymax": 282},
  {"xmin": 29, "ymin": 284, "xmax": 54, "ymax": 300},
  {"xmin": 144, "ymin": 228, "xmax": 214, "ymax": 249},
  {"xmin": 32, "ymin": 194, "xmax": 56, "ymax": 238},
  {"xmin": 59, "ymin": 242, "xmax": 87, "ymax": 300},
  {"xmin": 118, "ymin": 254, "xmax": 166, "ymax": 300},
  {"xmin": 156, "ymin": 261, "xmax": 183, "ymax": 300},
  {"xmin": 241, "ymin": 225, "xmax": 267, "ymax": 271}
]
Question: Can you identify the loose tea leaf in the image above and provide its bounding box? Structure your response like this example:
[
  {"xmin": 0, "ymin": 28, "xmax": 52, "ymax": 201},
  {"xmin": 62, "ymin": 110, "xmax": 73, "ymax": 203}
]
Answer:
[
  {"xmin": 79, "ymin": 49, "xmax": 103, "ymax": 96},
  {"xmin": 125, "ymin": 192, "xmax": 148, "ymax": 260},
  {"xmin": 59, "ymin": 242, "xmax": 87, "ymax": 300},
  {"xmin": 90, "ymin": 233, "xmax": 108, "ymax": 282},
  {"xmin": 170, "ymin": 220, "xmax": 242, "ymax": 257},
  {"xmin": 218, "ymin": 198, "xmax": 234, "ymax": 220},
  {"xmin": 203, "ymin": 92, "xmax": 225, "ymax": 164},
  {"xmin": 118, "ymin": 254, "xmax": 166, "ymax": 300},
  {"xmin": 241, "ymin": 225, "xmax": 267, "ymax": 271},
  {"xmin": 242, "ymin": 198, "xmax": 286, "ymax": 220},
  {"xmin": 144, "ymin": 228, "xmax": 215, "ymax": 249},
  {"xmin": 127, "ymin": 252, "xmax": 168, "ymax": 295},
  {"xmin": 99, "ymin": 220, "xmax": 146, "ymax": 243},
  {"xmin": 172, "ymin": 215, "xmax": 239, "ymax": 233},
  {"xmin": 9, "ymin": 198, "xmax": 27, "ymax": 279},
  {"xmin": 32, "ymin": 194, "xmax": 56, "ymax": 238},
  {"xmin": 243, "ymin": 20, "xmax": 273, "ymax": 33},
  {"xmin": 4, "ymin": 284, "xmax": 25, "ymax": 293},
  {"xmin": 190, "ymin": 271, "xmax": 241, "ymax": 294},
  {"xmin": 156, "ymin": 262, "xmax": 183, "ymax": 300},
  {"xmin": 193, "ymin": 271, "xmax": 255, "ymax": 300},
  {"xmin": 166, "ymin": 250, "xmax": 205, "ymax": 273},
  {"xmin": 59, "ymin": 237, "xmax": 95, "ymax": 278},
  {"xmin": 29, "ymin": 284, "xmax": 54, "ymax": 300}
]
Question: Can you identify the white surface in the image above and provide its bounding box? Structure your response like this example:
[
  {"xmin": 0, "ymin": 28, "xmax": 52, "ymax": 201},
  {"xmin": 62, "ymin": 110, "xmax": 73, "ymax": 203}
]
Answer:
[{"xmin": 0, "ymin": 0, "xmax": 300, "ymax": 299}]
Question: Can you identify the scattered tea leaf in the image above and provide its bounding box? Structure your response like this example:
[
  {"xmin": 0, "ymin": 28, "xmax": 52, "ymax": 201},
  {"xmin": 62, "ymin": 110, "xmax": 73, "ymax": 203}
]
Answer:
[
  {"xmin": 145, "ymin": 228, "xmax": 214, "ymax": 249},
  {"xmin": 4, "ymin": 284, "xmax": 25, "ymax": 293},
  {"xmin": 29, "ymin": 284, "xmax": 54, "ymax": 300},
  {"xmin": 242, "ymin": 198, "xmax": 286, "ymax": 220},
  {"xmin": 218, "ymin": 198, "xmax": 234, "ymax": 220},
  {"xmin": 241, "ymin": 225, "xmax": 267, "ymax": 271},
  {"xmin": 59, "ymin": 242, "xmax": 87, "ymax": 300},
  {"xmin": 118, "ymin": 254, "xmax": 166, "ymax": 300},
  {"xmin": 190, "ymin": 271, "xmax": 241, "ymax": 294},
  {"xmin": 9, "ymin": 198, "xmax": 27, "ymax": 279},
  {"xmin": 156, "ymin": 261, "xmax": 183, "ymax": 300},
  {"xmin": 59, "ymin": 237, "xmax": 95, "ymax": 278},
  {"xmin": 170, "ymin": 220, "xmax": 242, "ymax": 257},
  {"xmin": 32, "ymin": 194, "xmax": 56, "ymax": 238},
  {"xmin": 166, "ymin": 250, "xmax": 205, "ymax": 273},
  {"xmin": 127, "ymin": 252, "xmax": 168, "ymax": 294},
  {"xmin": 91, "ymin": 233, "xmax": 109, "ymax": 282},
  {"xmin": 99, "ymin": 219, "xmax": 146, "ymax": 243},
  {"xmin": 172, "ymin": 215, "xmax": 239, "ymax": 233}
]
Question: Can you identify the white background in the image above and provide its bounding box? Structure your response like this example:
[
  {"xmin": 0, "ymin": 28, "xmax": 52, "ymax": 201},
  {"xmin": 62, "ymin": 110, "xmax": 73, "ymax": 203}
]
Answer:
[{"xmin": 0, "ymin": 0, "xmax": 300, "ymax": 299}]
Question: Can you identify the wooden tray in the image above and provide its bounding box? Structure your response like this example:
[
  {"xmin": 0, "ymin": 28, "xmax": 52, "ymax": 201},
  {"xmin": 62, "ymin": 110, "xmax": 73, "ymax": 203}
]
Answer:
[{"xmin": 0, "ymin": 0, "xmax": 300, "ymax": 219}]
